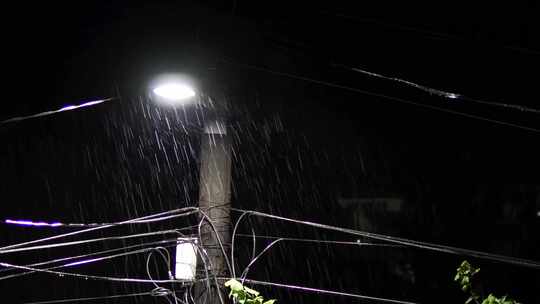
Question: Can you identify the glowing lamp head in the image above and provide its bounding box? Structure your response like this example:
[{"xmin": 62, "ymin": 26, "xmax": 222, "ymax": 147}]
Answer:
[
  {"xmin": 152, "ymin": 83, "xmax": 196, "ymax": 105},
  {"xmin": 150, "ymin": 73, "xmax": 198, "ymax": 106}
]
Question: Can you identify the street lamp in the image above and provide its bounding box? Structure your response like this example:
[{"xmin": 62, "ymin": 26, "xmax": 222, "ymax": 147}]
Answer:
[
  {"xmin": 150, "ymin": 74, "xmax": 232, "ymax": 303},
  {"xmin": 153, "ymin": 83, "xmax": 196, "ymax": 103},
  {"xmin": 150, "ymin": 74, "xmax": 198, "ymax": 106}
]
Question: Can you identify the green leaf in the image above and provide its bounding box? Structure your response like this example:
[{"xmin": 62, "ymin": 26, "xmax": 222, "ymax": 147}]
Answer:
[
  {"xmin": 225, "ymin": 279, "xmax": 245, "ymax": 292},
  {"xmin": 224, "ymin": 278, "xmax": 276, "ymax": 304},
  {"xmin": 244, "ymin": 286, "xmax": 260, "ymax": 296}
]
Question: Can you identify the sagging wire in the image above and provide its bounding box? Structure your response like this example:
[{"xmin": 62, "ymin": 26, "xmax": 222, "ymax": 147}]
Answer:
[
  {"xmin": 2, "ymin": 224, "xmax": 216, "ymax": 303},
  {"xmin": 231, "ymin": 208, "xmax": 540, "ymax": 270},
  {"xmin": 333, "ymin": 63, "xmax": 462, "ymax": 99},
  {"xmin": 232, "ymin": 213, "xmax": 405, "ymax": 285},
  {"xmin": 18, "ymin": 246, "xmax": 200, "ymax": 304},
  {"xmin": 4, "ymin": 238, "xmax": 217, "ymax": 303},
  {"xmin": 231, "ymin": 210, "xmax": 252, "ymax": 277},
  {"xmin": 23, "ymin": 286, "xmax": 199, "ymax": 304},
  {"xmin": 0, "ymin": 261, "xmax": 180, "ymax": 284},
  {"xmin": 0, "ymin": 242, "xmax": 202, "ymax": 281},
  {"xmin": 145, "ymin": 247, "xmax": 183, "ymax": 304},
  {"xmin": 3, "ymin": 214, "xmax": 204, "ymax": 229},
  {"xmin": 1, "ymin": 97, "xmax": 116, "ymax": 125},
  {"xmin": 196, "ymin": 276, "xmax": 420, "ymax": 304},
  {"xmin": 0, "ymin": 239, "xmax": 181, "ymax": 280},
  {"xmin": 1, "ymin": 209, "xmax": 228, "ymax": 304},
  {"xmin": 0, "ymin": 230, "xmax": 183, "ymax": 255},
  {"xmin": 6, "ymin": 206, "xmax": 536, "ymax": 304},
  {"xmin": 220, "ymin": 59, "xmax": 540, "ymax": 134},
  {"xmin": 0, "ymin": 239, "xmax": 214, "ymax": 283},
  {"xmin": 333, "ymin": 63, "xmax": 540, "ymax": 114},
  {"xmin": 22, "ymin": 291, "xmax": 157, "ymax": 304},
  {"xmin": 0, "ymin": 207, "xmax": 199, "ymax": 252},
  {"xmin": 196, "ymin": 209, "xmax": 231, "ymax": 304},
  {"xmin": 237, "ymin": 238, "xmax": 403, "ymax": 285},
  {"xmin": 197, "ymin": 208, "xmax": 233, "ymax": 275},
  {"xmin": 239, "ymin": 238, "xmax": 281, "ymax": 283},
  {"xmin": 0, "ymin": 226, "xmax": 198, "ymax": 276},
  {"xmin": 236, "ymin": 278, "xmax": 420, "ymax": 304},
  {"xmin": 235, "ymin": 233, "xmax": 406, "ymax": 247}
]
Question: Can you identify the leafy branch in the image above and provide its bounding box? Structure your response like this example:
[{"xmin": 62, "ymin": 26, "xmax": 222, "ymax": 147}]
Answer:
[
  {"xmin": 225, "ymin": 279, "xmax": 276, "ymax": 304},
  {"xmin": 454, "ymin": 261, "xmax": 521, "ymax": 304}
]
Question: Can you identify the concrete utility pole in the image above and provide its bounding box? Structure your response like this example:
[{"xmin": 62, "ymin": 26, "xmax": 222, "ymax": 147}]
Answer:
[
  {"xmin": 198, "ymin": 118, "xmax": 232, "ymax": 304},
  {"xmin": 149, "ymin": 76, "xmax": 231, "ymax": 302}
]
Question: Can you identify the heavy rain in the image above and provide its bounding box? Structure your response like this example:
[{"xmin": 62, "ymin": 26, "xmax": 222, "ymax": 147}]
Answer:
[{"xmin": 1, "ymin": 2, "xmax": 539, "ymax": 304}]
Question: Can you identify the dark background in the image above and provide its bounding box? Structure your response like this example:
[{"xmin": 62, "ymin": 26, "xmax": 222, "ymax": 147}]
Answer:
[{"xmin": 1, "ymin": 1, "xmax": 539, "ymax": 303}]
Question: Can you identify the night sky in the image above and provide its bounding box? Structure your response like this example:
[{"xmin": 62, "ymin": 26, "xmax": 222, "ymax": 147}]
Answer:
[{"xmin": 1, "ymin": 1, "xmax": 539, "ymax": 303}]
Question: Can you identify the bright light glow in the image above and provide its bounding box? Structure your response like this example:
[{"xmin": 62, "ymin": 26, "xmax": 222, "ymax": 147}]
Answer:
[
  {"xmin": 175, "ymin": 238, "xmax": 197, "ymax": 280},
  {"xmin": 64, "ymin": 257, "xmax": 102, "ymax": 267},
  {"xmin": 446, "ymin": 93, "xmax": 460, "ymax": 99},
  {"xmin": 5, "ymin": 219, "xmax": 62, "ymax": 227},
  {"xmin": 153, "ymin": 83, "xmax": 196, "ymax": 104},
  {"xmin": 59, "ymin": 100, "xmax": 107, "ymax": 112}
]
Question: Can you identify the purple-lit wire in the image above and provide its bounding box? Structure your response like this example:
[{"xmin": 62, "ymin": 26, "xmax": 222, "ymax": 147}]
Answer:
[
  {"xmin": 0, "ymin": 261, "xmax": 181, "ymax": 284},
  {"xmin": 1, "ymin": 98, "xmax": 116, "ymax": 124},
  {"xmin": 5, "ymin": 220, "xmax": 63, "ymax": 227},
  {"xmin": 4, "ymin": 215, "xmax": 200, "ymax": 228},
  {"xmin": 0, "ymin": 207, "xmax": 198, "ymax": 252},
  {"xmin": 0, "ymin": 230, "xmax": 182, "ymax": 254},
  {"xmin": 0, "ymin": 243, "xmax": 178, "ymax": 280}
]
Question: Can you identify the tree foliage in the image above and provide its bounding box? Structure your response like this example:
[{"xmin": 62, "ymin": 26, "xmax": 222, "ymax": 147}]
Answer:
[
  {"xmin": 225, "ymin": 279, "xmax": 276, "ymax": 304},
  {"xmin": 454, "ymin": 261, "xmax": 521, "ymax": 304}
]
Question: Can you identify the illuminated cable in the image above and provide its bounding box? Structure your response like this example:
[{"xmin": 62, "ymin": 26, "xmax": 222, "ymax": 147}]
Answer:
[
  {"xmin": 232, "ymin": 209, "xmax": 540, "ymax": 269},
  {"xmin": 0, "ymin": 261, "xmax": 182, "ymax": 284},
  {"xmin": 334, "ymin": 63, "xmax": 540, "ymax": 114},
  {"xmin": 220, "ymin": 59, "xmax": 540, "ymax": 134},
  {"xmin": 0, "ymin": 230, "xmax": 182, "ymax": 254},
  {"xmin": 4, "ymin": 215, "xmax": 203, "ymax": 229},
  {"xmin": 0, "ymin": 244, "xmax": 179, "ymax": 281},
  {"xmin": 0, "ymin": 239, "xmax": 181, "ymax": 280},
  {"xmin": 0, "ymin": 224, "xmax": 198, "ymax": 275},
  {"xmin": 0, "ymin": 207, "xmax": 198, "ymax": 252},
  {"xmin": 1, "ymin": 98, "xmax": 116, "ymax": 125}
]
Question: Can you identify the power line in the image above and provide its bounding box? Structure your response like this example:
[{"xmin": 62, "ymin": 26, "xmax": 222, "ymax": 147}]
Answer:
[
  {"xmin": 0, "ymin": 230, "xmax": 182, "ymax": 255},
  {"xmin": 235, "ymin": 234, "xmax": 404, "ymax": 247},
  {"xmin": 0, "ymin": 238, "xmax": 181, "ymax": 279},
  {"xmin": 0, "ymin": 261, "xmax": 181, "ymax": 284},
  {"xmin": 1, "ymin": 97, "xmax": 116, "ymax": 125},
  {"xmin": 3, "ymin": 218, "xmax": 194, "ymax": 228},
  {"xmin": 227, "ymin": 278, "xmax": 419, "ymax": 304},
  {"xmin": 232, "ymin": 208, "xmax": 540, "ymax": 270},
  {"xmin": 23, "ymin": 291, "xmax": 155, "ymax": 304},
  {"xmin": 0, "ymin": 207, "xmax": 198, "ymax": 252},
  {"xmin": 0, "ymin": 243, "xmax": 180, "ymax": 281},
  {"xmin": 220, "ymin": 59, "xmax": 540, "ymax": 134},
  {"xmin": 333, "ymin": 63, "xmax": 540, "ymax": 114},
  {"xmin": 3, "ymin": 206, "xmax": 537, "ymax": 304}
]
